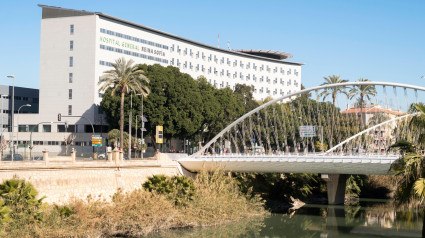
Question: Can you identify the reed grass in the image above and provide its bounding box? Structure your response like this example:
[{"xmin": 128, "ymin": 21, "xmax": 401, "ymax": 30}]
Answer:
[{"xmin": 1, "ymin": 169, "xmax": 267, "ymax": 237}]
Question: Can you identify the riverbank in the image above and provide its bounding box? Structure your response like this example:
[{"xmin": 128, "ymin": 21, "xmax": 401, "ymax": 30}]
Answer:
[{"xmin": 2, "ymin": 170, "xmax": 267, "ymax": 237}]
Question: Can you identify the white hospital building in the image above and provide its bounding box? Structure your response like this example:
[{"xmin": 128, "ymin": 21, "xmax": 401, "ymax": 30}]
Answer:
[{"xmin": 13, "ymin": 5, "xmax": 303, "ymax": 156}]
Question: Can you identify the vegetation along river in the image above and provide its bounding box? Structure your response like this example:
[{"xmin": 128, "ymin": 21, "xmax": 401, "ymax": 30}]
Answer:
[{"xmin": 147, "ymin": 199, "xmax": 423, "ymax": 238}]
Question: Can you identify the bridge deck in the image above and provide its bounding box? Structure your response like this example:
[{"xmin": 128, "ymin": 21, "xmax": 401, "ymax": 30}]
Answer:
[{"xmin": 178, "ymin": 155, "xmax": 398, "ymax": 175}]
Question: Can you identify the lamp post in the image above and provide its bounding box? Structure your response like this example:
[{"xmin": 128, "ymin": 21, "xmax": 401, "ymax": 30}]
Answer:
[
  {"xmin": 6, "ymin": 75, "xmax": 15, "ymax": 161},
  {"xmin": 136, "ymin": 93, "xmax": 146, "ymax": 159},
  {"xmin": 16, "ymin": 104, "xmax": 31, "ymax": 153},
  {"xmin": 128, "ymin": 93, "xmax": 132, "ymax": 160}
]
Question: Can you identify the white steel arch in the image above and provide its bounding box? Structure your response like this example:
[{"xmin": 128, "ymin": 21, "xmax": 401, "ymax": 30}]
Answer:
[
  {"xmin": 324, "ymin": 112, "xmax": 419, "ymax": 154},
  {"xmin": 191, "ymin": 82, "xmax": 425, "ymax": 158}
]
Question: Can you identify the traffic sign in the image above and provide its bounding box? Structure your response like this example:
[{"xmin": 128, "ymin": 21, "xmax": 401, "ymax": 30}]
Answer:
[
  {"xmin": 92, "ymin": 136, "xmax": 102, "ymax": 147},
  {"xmin": 299, "ymin": 126, "xmax": 316, "ymax": 137},
  {"xmin": 156, "ymin": 126, "xmax": 163, "ymax": 144}
]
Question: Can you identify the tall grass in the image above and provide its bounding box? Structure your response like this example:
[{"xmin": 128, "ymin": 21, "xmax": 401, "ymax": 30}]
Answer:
[{"xmin": 2, "ymin": 170, "xmax": 267, "ymax": 237}]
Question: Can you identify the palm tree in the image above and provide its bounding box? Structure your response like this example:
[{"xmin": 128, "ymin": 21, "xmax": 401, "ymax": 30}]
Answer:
[
  {"xmin": 391, "ymin": 152, "xmax": 425, "ymax": 237},
  {"xmin": 391, "ymin": 103, "xmax": 425, "ymax": 237},
  {"xmin": 98, "ymin": 58, "xmax": 149, "ymax": 151},
  {"xmin": 317, "ymin": 75, "xmax": 349, "ymax": 147},
  {"xmin": 349, "ymin": 79, "xmax": 377, "ymax": 128},
  {"xmin": 409, "ymin": 103, "xmax": 425, "ymax": 147}
]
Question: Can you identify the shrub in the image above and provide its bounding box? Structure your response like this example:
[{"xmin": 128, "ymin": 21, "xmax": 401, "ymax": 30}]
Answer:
[
  {"xmin": 143, "ymin": 175, "xmax": 175, "ymax": 194},
  {"xmin": 171, "ymin": 176, "xmax": 196, "ymax": 205},
  {"xmin": 0, "ymin": 177, "xmax": 44, "ymax": 222},
  {"xmin": 54, "ymin": 205, "xmax": 74, "ymax": 218},
  {"xmin": 143, "ymin": 175, "xmax": 196, "ymax": 205}
]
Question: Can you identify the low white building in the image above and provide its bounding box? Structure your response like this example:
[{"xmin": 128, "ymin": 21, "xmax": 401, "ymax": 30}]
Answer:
[{"xmin": 12, "ymin": 5, "xmax": 303, "ymax": 157}]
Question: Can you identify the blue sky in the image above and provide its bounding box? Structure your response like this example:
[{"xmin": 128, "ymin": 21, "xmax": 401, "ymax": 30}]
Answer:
[{"xmin": 0, "ymin": 0, "xmax": 424, "ymax": 89}]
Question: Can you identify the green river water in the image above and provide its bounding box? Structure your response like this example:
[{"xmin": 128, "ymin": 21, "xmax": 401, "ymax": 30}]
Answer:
[{"xmin": 147, "ymin": 199, "xmax": 423, "ymax": 238}]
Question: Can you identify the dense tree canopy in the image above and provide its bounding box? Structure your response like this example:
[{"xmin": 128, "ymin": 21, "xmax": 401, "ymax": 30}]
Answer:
[{"xmin": 100, "ymin": 64, "xmax": 250, "ymax": 148}]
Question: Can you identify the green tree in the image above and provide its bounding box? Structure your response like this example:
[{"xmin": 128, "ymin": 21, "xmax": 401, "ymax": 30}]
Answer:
[
  {"xmin": 391, "ymin": 103, "xmax": 425, "ymax": 237},
  {"xmin": 408, "ymin": 103, "xmax": 425, "ymax": 147},
  {"xmin": 391, "ymin": 152, "xmax": 425, "ymax": 237},
  {"xmin": 234, "ymin": 84, "xmax": 259, "ymax": 112},
  {"xmin": 98, "ymin": 58, "xmax": 150, "ymax": 152},
  {"xmin": 317, "ymin": 75, "xmax": 349, "ymax": 147},
  {"xmin": 139, "ymin": 64, "xmax": 204, "ymax": 146},
  {"xmin": 349, "ymin": 79, "xmax": 377, "ymax": 128},
  {"xmin": 196, "ymin": 76, "xmax": 221, "ymax": 148}
]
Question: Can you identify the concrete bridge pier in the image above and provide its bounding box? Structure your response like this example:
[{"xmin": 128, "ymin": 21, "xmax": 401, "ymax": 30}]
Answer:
[{"xmin": 322, "ymin": 174, "xmax": 348, "ymax": 205}]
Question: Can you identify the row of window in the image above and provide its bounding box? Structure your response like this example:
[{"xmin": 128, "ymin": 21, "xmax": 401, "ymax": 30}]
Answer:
[
  {"xmin": 98, "ymin": 60, "xmax": 298, "ymax": 88},
  {"xmin": 99, "ymin": 60, "xmax": 113, "ymax": 67},
  {"xmin": 17, "ymin": 124, "xmax": 75, "ymax": 133},
  {"xmin": 171, "ymin": 49, "xmax": 299, "ymax": 76},
  {"xmin": 100, "ymin": 28, "xmax": 169, "ymax": 50},
  {"xmin": 17, "ymin": 124, "xmax": 107, "ymax": 133},
  {"xmin": 208, "ymin": 79, "xmax": 295, "ymax": 96},
  {"xmin": 0, "ymin": 95, "xmax": 38, "ymax": 103},
  {"xmin": 100, "ymin": 44, "xmax": 168, "ymax": 64},
  {"xmin": 16, "ymin": 140, "xmax": 95, "ymax": 146}
]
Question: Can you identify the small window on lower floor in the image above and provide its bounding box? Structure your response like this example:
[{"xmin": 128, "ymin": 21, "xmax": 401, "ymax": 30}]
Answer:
[{"xmin": 68, "ymin": 105, "xmax": 72, "ymax": 115}]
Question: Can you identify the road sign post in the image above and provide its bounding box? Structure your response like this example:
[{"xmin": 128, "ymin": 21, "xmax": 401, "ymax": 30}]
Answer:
[
  {"xmin": 156, "ymin": 126, "xmax": 163, "ymax": 152},
  {"xmin": 299, "ymin": 126, "xmax": 316, "ymax": 137},
  {"xmin": 91, "ymin": 135, "xmax": 102, "ymax": 147}
]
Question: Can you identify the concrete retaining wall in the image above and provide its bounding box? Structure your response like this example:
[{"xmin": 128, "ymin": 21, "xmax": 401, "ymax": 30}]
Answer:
[{"xmin": 0, "ymin": 153, "xmax": 181, "ymax": 204}]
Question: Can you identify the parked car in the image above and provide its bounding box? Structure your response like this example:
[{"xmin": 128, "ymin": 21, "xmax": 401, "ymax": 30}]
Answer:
[
  {"xmin": 97, "ymin": 153, "xmax": 106, "ymax": 160},
  {"xmin": 3, "ymin": 154, "xmax": 24, "ymax": 161},
  {"xmin": 31, "ymin": 156, "xmax": 43, "ymax": 161}
]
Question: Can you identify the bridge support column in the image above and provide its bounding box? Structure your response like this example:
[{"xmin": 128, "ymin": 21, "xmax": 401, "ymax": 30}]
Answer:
[{"xmin": 322, "ymin": 174, "xmax": 348, "ymax": 205}]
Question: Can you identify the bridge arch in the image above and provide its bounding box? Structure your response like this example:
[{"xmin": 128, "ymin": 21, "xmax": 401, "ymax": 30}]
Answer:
[{"xmin": 192, "ymin": 82, "xmax": 425, "ymax": 158}]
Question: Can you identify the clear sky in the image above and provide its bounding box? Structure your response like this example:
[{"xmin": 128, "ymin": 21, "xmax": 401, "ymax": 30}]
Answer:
[{"xmin": 0, "ymin": 0, "xmax": 424, "ymax": 89}]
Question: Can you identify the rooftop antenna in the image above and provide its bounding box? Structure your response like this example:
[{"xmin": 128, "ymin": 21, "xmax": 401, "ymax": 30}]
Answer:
[{"xmin": 227, "ymin": 41, "xmax": 231, "ymax": 50}]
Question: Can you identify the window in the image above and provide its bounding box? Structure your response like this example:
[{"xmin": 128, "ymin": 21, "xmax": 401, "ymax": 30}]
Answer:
[
  {"xmin": 69, "ymin": 56, "xmax": 73, "ymax": 67},
  {"xmin": 70, "ymin": 40, "xmax": 74, "ymax": 51},
  {"xmin": 43, "ymin": 125, "xmax": 51, "ymax": 132},
  {"xmin": 70, "ymin": 24, "xmax": 74, "ymax": 34},
  {"xmin": 69, "ymin": 89, "xmax": 72, "ymax": 99},
  {"xmin": 28, "ymin": 125, "xmax": 38, "ymax": 132},
  {"xmin": 68, "ymin": 105, "xmax": 72, "ymax": 115},
  {"xmin": 58, "ymin": 124, "xmax": 75, "ymax": 133},
  {"xmin": 69, "ymin": 73, "xmax": 73, "ymax": 83},
  {"xmin": 18, "ymin": 125, "xmax": 27, "ymax": 132}
]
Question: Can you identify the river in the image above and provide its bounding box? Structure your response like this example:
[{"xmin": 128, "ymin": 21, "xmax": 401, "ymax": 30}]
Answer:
[{"xmin": 147, "ymin": 199, "xmax": 423, "ymax": 238}]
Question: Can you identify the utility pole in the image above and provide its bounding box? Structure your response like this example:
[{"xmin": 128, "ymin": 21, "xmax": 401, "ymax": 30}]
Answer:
[
  {"xmin": 128, "ymin": 93, "xmax": 132, "ymax": 160},
  {"xmin": 141, "ymin": 95, "xmax": 144, "ymax": 159}
]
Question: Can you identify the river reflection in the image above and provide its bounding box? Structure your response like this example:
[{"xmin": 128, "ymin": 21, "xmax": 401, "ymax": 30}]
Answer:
[{"xmin": 147, "ymin": 200, "xmax": 423, "ymax": 238}]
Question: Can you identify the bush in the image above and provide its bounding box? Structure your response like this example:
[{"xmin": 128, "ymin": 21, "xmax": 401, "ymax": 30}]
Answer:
[
  {"xmin": 143, "ymin": 175, "xmax": 175, "ymax": 194},
  {"xmin": 143, "ymin": 175, "xmax": 196, "ymax": 205},
  {"xmin": 0, "ymin": 177, "xmax": 44, "ymax": 222},
  {"xmin": 54, "ymin": 205, "xmax": 74, "ymax": 218}
]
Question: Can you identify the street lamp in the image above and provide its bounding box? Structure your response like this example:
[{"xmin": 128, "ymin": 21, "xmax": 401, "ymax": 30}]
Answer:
[
  {"xmin": 136, "ymin": 93, "xmax": 147, "ymax": 159},
  {"xmin": 135, "ymin": 115, "xmax": 147, "ymax": 158},
  {"xmin": 6, "ymin": 75, "xmax": 15, "ymax": 161},
  {"xmin": 16, "ymin": 104, "xmax": 31, "ymax": 153}
]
